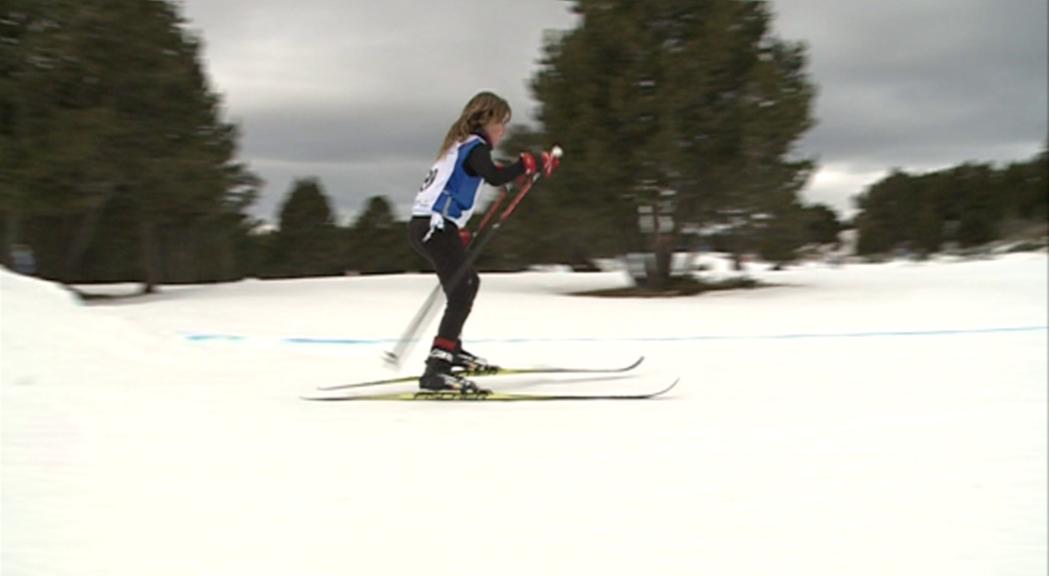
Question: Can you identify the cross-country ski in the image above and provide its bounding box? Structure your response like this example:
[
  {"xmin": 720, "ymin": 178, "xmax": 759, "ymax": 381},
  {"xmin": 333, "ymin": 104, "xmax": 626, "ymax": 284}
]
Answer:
[
  {"xmin": 316, "ymin": 356, "xmax": 645, "ymax": 391},
  {"xmin": 303, "ymin": 378, "xmax": 678, "ymax": 402}
]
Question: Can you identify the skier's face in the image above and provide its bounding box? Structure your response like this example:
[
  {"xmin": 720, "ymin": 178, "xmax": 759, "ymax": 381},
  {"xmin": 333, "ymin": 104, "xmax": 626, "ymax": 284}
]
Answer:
[{"xmin": 482, "ymin": 115, "xmax": 511, "ymax": 147}]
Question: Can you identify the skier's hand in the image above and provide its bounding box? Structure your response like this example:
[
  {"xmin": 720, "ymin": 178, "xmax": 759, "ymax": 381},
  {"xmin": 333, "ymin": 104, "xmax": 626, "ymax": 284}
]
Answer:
[
  {"xmin": 540, "ymin": 149, "xmax": 559, "ymax": 176},
  {"xmin": 520, "ymin": 152, "xmax": 539, "ymax": 175},
  {"xmin": 520, "ymin": 149, "xmax": 559, "ymax": 177},
  {"xmin": 458, "ymin": 228, "xmax": 472, "ymax": 246}
]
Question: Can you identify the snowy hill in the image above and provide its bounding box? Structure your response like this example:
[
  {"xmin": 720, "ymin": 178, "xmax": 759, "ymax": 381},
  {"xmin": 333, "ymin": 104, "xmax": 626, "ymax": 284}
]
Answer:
[{"xmin": 2, "ymin": 254, "xmax": 1046, "ymax": 576}]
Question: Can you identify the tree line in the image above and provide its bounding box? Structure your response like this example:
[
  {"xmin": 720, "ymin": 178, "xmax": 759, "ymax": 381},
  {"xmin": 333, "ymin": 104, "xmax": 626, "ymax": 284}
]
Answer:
[
  {"xmin": 250, "ymin": 179, "xmax": 421, "ymax": 278},
  {"xmin": 247, "ymin": 143, "xmax": 1049, "ymax": 277},
  {"xmin": 250, "ymin": 177, "xmax": 845, "ymax": 279},
  {"xmin": 853, "ymin": 149, "xmax": 1047, "ymax": 257},
  {"xmin": 3, "ymin": 0, "xmax": 1041, "ymax": 291},
  {"xmin": 0, "ymin": 0, "xmax": 827, "ymax": 288}
]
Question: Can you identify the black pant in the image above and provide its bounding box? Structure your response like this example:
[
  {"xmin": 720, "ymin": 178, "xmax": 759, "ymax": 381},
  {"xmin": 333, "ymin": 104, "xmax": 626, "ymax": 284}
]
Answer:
[{"xmin": 408, "ymin": 216, "xmax": 480, "ymax": 344}]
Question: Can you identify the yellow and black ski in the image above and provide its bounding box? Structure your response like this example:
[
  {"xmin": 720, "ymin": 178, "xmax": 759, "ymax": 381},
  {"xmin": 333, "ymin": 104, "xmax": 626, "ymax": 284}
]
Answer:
[
  {"xmin": 316, "ymin": 356, "xmax": 644, "ymax": 392},
  {"xmin": 302, "ymin": 378, "xmax": 678, "ymax": 402}
]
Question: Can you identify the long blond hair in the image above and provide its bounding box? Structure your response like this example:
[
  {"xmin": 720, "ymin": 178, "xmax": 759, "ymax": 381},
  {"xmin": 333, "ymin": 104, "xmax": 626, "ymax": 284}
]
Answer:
[{"xmin": 438, "ymin": 92, "xmax": 512, "ymax": 157}]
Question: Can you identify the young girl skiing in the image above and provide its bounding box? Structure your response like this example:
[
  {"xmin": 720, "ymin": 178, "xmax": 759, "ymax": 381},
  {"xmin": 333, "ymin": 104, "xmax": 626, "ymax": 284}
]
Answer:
[{"xmin": 409, "ymin": 91, "xmax": 557, "ymax": 392}]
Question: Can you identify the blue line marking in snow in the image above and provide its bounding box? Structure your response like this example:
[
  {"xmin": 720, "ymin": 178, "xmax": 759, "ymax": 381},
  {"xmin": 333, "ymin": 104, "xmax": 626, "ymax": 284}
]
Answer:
[
  {"xmin": 185, "ymin": 334, "xmax": 245, "ymax": 342},
  {"xmin": 183, "ymin": 325, "xmax": 1049, "ymax": 346},
  {"xmin": 284, "ymin": 337, "xmax": 386, "ymax": 345}
]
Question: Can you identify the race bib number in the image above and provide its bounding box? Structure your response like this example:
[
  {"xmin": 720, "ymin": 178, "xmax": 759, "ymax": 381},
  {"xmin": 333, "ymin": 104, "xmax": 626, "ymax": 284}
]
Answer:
[{"xmin": 419, "ymin": 168, "xmax": 438, "ymax": 192}]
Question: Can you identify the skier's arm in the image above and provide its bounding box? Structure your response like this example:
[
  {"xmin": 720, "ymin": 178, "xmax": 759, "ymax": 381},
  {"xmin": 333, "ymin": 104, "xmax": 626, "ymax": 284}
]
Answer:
[{"xmin": 464, "ymin": 145, "xmax": 527, "ymax": 187}]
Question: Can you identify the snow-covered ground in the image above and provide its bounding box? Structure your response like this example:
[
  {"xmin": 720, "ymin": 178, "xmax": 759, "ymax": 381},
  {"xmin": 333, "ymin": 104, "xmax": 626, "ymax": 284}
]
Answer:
[{"xmin": 2, "ymin": 253, "xmax": 1046, "ymax": 575}]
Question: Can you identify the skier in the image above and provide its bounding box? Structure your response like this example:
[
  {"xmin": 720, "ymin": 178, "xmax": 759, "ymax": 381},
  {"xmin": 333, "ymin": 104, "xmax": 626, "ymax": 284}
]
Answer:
[{"xmin": 408, "ymin": 91, "xmax": 558, "ymax": 392}]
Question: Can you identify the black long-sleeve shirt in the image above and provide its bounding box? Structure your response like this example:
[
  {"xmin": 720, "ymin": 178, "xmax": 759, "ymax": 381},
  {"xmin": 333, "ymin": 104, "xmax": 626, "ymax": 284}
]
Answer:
[{"xmin": 462, "ymin": 137, "xmax": 527, "ymax": 187}]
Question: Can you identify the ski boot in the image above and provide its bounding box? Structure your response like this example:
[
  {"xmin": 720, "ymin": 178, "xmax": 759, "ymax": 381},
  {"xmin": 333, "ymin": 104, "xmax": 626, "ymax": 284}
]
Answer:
[
  {"xmin": 450, "ymin": 341, "xmax": 500, "ymax": 375},
  {"xmin": 419, "ymin": 345, "xmax": 489, "ymax": 394}
]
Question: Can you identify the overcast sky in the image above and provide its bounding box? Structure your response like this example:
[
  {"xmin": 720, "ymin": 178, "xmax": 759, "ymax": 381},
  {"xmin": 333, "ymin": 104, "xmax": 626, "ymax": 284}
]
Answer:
[{"xmin": 177, "ymin": 0, "xmax": 1047, "ymax": 223}]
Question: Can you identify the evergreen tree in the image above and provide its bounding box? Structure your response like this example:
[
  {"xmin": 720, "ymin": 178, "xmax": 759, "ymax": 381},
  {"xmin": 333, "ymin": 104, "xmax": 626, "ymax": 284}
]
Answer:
[
  {"xmin": 803, "ymin": 203, "xmax": 843, "ymax": 245},
  {"xmin": 503, "ymin": 0, "xmax": 816, "ymax": 287},
  {"xmin": 0, "ymin": 0, "xmax": 258, "ymax": 288},
  {"xmin": 345, "ymin": 195, "xmax": 414, "ymax": 275},
  {"xmin": 268, "ymin": 178, "xmax": 341, "ymax": 278},
  {"xmin": 854, "ymin": 149, "xmax": 1047, "ymax": 257},
  {"xmin": 952, "ymin": 163, "xmax": 1000, "ymax": 247},
  {"xmin": 1026, "ymin": 147, "xmax": 1048, "ymax": 221}
]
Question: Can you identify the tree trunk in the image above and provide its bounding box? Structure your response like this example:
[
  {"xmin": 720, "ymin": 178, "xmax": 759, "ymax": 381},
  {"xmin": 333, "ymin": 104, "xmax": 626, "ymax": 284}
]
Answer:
[
  {"xmin": 139, "ymin": 218, "xmax": 159, "ymax": 294},
  {"xmin": 645, "ymin": 199, "xmax": 678, "ymax": 291},
  {"xmin": 732, "ymin": 252, "xmax": 744, "ymax": 272},
  {"xmin": 3, "ymin": 207, "xmax": 19, "ymax": 268},
  {"xmin": 730, "ymin": 229, "xmax": 746, "ymax": 272},
  {"xmin": 648, "ymin": 231, "xmax": 672, "ymax": 290},
  {"xmin": 63, "ymin": 186, "xmax": 116, "ymax": 282}
]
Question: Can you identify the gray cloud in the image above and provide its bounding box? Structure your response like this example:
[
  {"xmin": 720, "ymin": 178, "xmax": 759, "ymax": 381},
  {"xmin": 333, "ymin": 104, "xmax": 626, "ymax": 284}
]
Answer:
[
  {"xmin": 241, "ymin": 103, "xmax": 451, "ymax": 164},
  {"xmin": 180, "ymin": 0, "xmax": 1047, "ymax": 221},
  {"xmin": 777, "ymin": 0, "xmax": 1047, "ymax": 169},
  {"xmin": 181, "ymin": 0, "xmax": 572, "ymax": 222}
]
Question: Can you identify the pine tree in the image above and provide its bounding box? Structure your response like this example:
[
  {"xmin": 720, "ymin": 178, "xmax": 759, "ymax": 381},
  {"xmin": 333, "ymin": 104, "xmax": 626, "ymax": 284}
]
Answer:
[
  {"xmin": 803, "ymin": 203, "xmax": 843, "ymax": 246},
  {"xmin": 0, "ymin": 0, "xmax": 258, "ymax": 287},
  {"xmin": 854, "ymin": 150, "xmax": 1046, "ymax": 257},
  {"xmin": 505, "ymin": 0, "xmax": 816, "ymax": 287},
  {"xmin": 345, "ymin": 195, "xmax": 412, "ymax": 275},
  {"xmin": 269, "ymin": 178, "xmax": 341, "ymax": 278}
]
